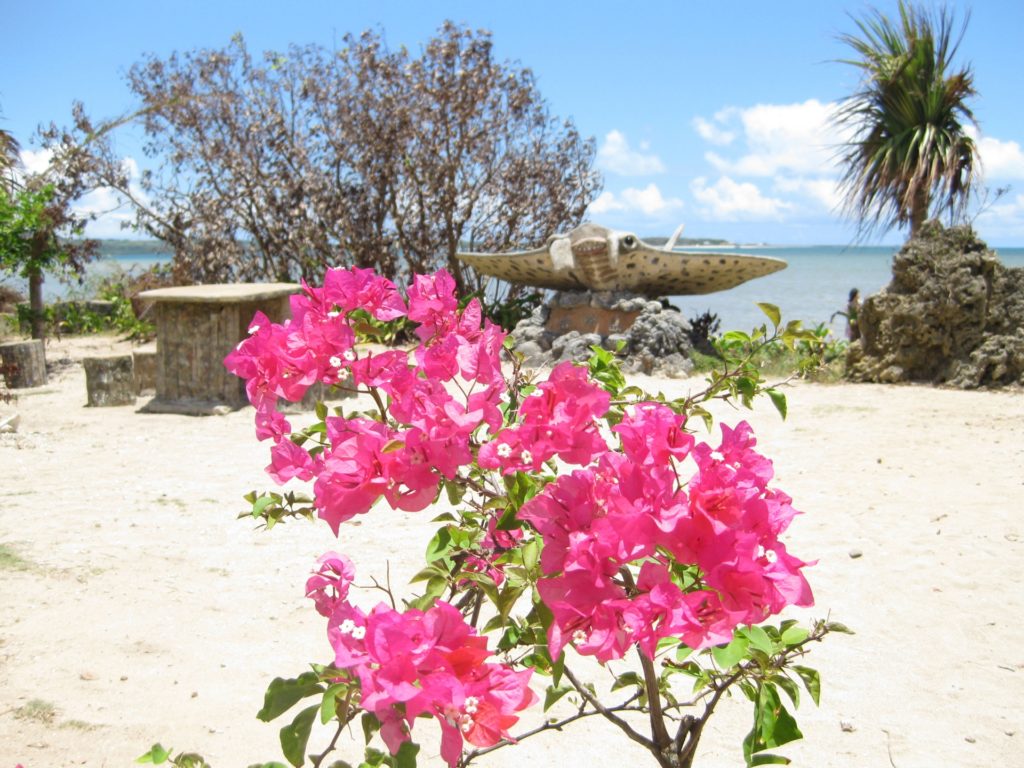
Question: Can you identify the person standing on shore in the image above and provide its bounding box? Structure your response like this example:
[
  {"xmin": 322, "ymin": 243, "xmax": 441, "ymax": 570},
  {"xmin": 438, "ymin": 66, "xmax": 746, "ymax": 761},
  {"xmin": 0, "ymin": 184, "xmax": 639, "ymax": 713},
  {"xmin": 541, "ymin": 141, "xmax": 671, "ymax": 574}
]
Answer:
[{"xmin": 846, "ymin": 288, "xmax": 861, "ymax": 341}]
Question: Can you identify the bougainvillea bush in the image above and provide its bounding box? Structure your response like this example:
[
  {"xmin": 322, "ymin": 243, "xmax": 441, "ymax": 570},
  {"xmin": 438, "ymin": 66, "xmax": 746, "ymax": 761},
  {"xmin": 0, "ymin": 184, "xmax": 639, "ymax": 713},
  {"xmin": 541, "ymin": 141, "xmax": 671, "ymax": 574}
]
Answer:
[{"xmin": 140, "ymin": 267, "xmax": 846, "ymax": 768}]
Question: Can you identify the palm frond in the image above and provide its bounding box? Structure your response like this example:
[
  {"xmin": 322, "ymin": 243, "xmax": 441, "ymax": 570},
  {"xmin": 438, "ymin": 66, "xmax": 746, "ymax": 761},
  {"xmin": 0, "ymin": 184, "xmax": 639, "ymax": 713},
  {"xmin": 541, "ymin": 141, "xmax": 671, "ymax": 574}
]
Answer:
[{"xmin": 833, "ymin": 0, "xmax": 978, "ymax": 238}]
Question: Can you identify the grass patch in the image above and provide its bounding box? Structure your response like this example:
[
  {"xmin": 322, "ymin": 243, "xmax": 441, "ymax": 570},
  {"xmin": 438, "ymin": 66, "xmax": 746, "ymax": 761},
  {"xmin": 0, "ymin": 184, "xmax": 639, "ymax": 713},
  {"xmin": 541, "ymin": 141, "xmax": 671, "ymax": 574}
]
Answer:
[
  {"xmin": 60, "ymin": 719, "xmax": 99, "ymax": 731},
  {"xmin": 0, "ymin": 543, "xmax": 33, "ymax": 572},
  {"xmin": 13, "ymin": 699, "xmax": 56, "ymax": 724}
]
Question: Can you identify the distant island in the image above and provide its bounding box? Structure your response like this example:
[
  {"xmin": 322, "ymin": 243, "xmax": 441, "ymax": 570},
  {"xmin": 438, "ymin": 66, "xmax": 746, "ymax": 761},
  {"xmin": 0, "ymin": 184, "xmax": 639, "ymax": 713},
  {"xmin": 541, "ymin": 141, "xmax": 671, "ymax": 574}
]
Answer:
[
  {"xmin": 66, "ymin": 239, "xmax": 174, "ymax": 257},
  {"xmin": 78, "ymin": 236, "xmax": 739, "ymax": 258},
  {"xmin": 642, "ymin": 236, "xmax": 733, "ymax": 247}
]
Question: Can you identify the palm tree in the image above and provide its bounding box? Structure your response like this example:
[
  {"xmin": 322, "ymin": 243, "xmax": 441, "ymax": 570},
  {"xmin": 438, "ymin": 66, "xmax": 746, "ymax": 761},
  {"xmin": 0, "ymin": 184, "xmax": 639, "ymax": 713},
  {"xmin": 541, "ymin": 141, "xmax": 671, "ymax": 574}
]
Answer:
[{"xmin": 834, "ymin": 1, "xmax": 979, "ymax": 238}]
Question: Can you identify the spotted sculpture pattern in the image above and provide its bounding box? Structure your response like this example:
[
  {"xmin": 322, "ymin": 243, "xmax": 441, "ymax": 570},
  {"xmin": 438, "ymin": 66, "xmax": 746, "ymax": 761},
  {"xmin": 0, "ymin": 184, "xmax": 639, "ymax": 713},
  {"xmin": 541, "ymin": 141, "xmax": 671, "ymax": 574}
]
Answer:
[{"xmin": 457, "ymin": 223, "xmax": 786, "ymax": 295}]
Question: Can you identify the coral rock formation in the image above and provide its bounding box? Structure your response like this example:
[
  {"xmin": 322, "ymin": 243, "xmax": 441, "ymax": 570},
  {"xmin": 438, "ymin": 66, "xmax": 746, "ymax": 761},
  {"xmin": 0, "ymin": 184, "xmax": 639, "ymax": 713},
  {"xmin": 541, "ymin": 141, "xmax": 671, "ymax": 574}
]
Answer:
[
  {"xmin": 511, "ymin": 290, "xmax": 694, "ymax": 377},
  {"xmin": 847, "ymin": 224, "xmax": 1024, "ymax": 388}
]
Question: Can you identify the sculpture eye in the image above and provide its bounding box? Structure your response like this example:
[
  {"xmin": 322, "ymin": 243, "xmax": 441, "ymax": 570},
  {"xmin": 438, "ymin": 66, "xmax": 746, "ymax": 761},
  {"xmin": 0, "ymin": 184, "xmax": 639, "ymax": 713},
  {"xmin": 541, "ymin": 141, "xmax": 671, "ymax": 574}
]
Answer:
[{"xmin": 623, "ymin": 235, "xmax": 636, "ymax": 248}]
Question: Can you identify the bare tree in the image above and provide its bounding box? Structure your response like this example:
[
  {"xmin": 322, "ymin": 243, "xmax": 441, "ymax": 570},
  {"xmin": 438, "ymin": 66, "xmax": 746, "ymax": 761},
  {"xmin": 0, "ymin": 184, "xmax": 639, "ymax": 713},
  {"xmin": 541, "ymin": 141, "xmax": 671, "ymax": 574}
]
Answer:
[{"xmin": 49, "ymin": 23, "xmax": 601, "ymax": 291}]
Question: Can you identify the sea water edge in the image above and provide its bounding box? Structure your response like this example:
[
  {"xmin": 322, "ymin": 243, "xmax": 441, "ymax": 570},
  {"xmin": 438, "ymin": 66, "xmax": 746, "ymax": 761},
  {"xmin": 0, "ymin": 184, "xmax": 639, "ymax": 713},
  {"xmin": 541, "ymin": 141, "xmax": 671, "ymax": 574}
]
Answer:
[{"xmin": 9, "ymin": 245, "xmax": 1024, "ymax": 340}]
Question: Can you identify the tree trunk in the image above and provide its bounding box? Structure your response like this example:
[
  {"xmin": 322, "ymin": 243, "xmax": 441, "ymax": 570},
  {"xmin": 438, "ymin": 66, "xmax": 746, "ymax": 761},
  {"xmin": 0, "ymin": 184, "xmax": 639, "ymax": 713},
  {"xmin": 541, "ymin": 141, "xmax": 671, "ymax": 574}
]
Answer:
[
  {"xmin": 909, "ymin": 187, "xmax": 930, "ymax": 237},
  {"xmin": 0, "ymin": 339, "xmax": 47, "ymax": 388},
  {"xmin": 28, "ymin": 268, "xmax": 45, "ymax": 340}
]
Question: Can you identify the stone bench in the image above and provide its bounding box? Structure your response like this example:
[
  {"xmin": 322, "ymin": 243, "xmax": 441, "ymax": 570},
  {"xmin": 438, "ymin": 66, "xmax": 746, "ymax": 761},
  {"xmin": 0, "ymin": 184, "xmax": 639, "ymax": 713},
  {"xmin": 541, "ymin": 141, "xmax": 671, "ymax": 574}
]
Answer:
[
  {"xmin": 84, "ymin": 355, "xmax": 135, "ymax": 407},
  {"xmin": 138, "ymin": 283, "xmax": 299, "ymax": 415}
]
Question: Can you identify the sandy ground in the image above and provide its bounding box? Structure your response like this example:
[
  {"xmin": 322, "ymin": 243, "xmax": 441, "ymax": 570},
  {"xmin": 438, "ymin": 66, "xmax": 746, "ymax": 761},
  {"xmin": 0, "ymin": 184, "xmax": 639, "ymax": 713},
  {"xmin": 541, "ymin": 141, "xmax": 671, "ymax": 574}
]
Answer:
[{"xmin": 1, "ymin": 334, "xmax": 1022, "ymax": 768}]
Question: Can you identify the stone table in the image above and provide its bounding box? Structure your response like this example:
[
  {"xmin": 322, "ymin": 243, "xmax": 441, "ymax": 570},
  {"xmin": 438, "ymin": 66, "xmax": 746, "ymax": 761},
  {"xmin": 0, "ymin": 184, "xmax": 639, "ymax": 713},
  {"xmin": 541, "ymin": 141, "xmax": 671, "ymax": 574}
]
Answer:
[{"xmin": 138, "ymin": 283, "xmax": 299, "ymax": 414}]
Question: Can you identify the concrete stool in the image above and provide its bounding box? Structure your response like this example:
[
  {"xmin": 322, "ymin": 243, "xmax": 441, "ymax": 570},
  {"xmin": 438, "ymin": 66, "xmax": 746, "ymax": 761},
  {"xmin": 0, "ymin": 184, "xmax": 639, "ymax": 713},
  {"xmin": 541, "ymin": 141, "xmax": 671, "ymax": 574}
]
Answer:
[
  {"xmin": 84, "ymin": 355, "xmax": 135, "ymax": 407},
  {"xmin": 0, "ymin": 339, "xmax": 47, "ymax": 388}
]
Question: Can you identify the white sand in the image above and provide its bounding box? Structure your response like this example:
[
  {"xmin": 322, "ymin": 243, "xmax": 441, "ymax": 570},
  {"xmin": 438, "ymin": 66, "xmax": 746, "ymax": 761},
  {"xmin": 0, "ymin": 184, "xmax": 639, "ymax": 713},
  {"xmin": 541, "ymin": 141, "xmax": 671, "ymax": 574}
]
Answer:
[{"xmin": 1, "ymin": 335, "xmax": 1021, "ymax": 767}]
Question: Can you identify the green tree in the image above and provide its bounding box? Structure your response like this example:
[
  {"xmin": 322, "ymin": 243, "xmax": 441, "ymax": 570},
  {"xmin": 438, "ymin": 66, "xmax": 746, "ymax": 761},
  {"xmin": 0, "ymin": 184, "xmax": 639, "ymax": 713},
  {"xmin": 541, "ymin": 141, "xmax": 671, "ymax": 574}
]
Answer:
[
  {"xmin": 834, "ymin": 1, "xmax": 979, "ymax": 238},
  {"xmin": 0, "ymin": 184, "xmax": 97, "ymax": 339}
]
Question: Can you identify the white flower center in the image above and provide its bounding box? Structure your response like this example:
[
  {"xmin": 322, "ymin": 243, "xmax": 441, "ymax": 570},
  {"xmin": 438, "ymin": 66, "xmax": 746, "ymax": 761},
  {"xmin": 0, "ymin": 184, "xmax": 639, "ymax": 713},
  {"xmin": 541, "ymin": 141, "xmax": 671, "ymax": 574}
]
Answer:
[
  {"xmin": 329, "ymin": 356, "xmax": 343, "ymax": 368},
  {"xmin": 496, "ymin": 443, "xmax": 512, "ymax": 458},
  {"xmin": 351, "ymin": 625, "xmax": 366, "ymax": 640},
  {"xmin": 464, "ymin": 696, "xmax": 479, "ymax": 714},
  {"xmin": 339, "ymin": 619, "xmax": 355, "ymax": 635},
  {"xmin": 571, "ymin": 629, "xmax": 587, "ymax": 645},
  {"xmin": 520, "ymin": 449, "xmax": 533, "ymax": 464}
]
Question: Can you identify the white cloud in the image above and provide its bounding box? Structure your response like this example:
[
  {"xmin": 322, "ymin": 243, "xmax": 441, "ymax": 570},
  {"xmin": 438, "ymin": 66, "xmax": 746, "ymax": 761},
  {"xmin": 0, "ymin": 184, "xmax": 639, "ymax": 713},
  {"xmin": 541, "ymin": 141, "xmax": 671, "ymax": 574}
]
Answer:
[
  {"xmin": 692, "ymin": 115, "xmax": 735, "ymax": 146},
  {"xmin": 772, "ymin": 176, "xmax": 842, "ymax": 212},
  {"xmin": 691, "ymin": 176, "xmax": 793, "ymax": 221},
  {"xmin": 597, "ymin": 130, "xmax": 666, "ymax": 176},
  {"xmin": 589, "ymin": 190, "xmax": 624, "ymax": 214},
  {"xmin": 589, "ymin": 184, "xmax": 683, "ymax": 217},
  {"xmin": 699, "ymin": 100, "xmax": 842, "ymax": 177},
  {"xmin": 968, "ymin": 130, "xmax": 1024, "ymax": 180},
  {"xmin": 974, "ymin": 191, "xmax": 1024, "ymax": 238},
  {"xmin": 19, "ymin": 148, "xmax": 54, "ymax": 175}
]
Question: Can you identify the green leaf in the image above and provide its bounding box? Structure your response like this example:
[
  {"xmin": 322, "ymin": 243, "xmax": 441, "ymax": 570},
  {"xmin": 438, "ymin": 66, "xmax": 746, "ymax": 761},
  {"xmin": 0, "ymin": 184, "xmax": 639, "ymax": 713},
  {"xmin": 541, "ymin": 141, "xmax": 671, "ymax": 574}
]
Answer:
[
  {"xmin": 521, "ymin": 537, "xmax": 541, "ymax": 574},
  {"xmin": 361, "ymin": 712, "xmax": 381, "ymax": 745},
  {"xmin": 443, "ymin": 480, "xmax": 465, "ymax": 506},
  {"xmin": 320, "ymin": 682, "xmax": 346, "ymax": 724},
  {"xmin": 791, "ymin": 665, "xmax": 821, "ymax": 706},
  {"xmin": 252, "ymin": 495, "xmax": 277, "ymax": 518},
  {"xmin": 359, "ymin": 747, "xmax": 387, "ymax": 768},
  {"xmin": 314, "ymin": 401, "xmax": 328, "ymax": 421},
  {"xmin": 610, "ymin": 671, "xmax": 644, "ymax": 692},
  {"xmin": 756, "ymin": 303, "xmax": 781, "ymax": 328},
  {"xmin": 775, "ymin": 674, "xmax": 801, "ymax": 709},
  {"xmin": 425, "ymin": 527, "xmax": 452, "ymax": 563},
  {"xmin": 258, "ymin": 673, "xmax": 325, "ymax": 722},
  {"xmin": 825, "ymin": 620, "xmax": 855, "ymax": 635},
  {"xmin": 280, "ymin": 704, "xmax": 318, "ymax": 767},
  {"xmin": 750, "ymin": 754, "xmax": 791, "ymax": 765},
  {"xmin": 766, "ymin": 388, "xmax": 787, "ymax": 420},
  {"xmin": 395, "ymin": 740, "xmax": 419, "ymax": 768},
  {"xmin": 655, "ymin": 636, "xmax": 680, "ymax": 655},
  {"xmin": 712, "ymin": 633, "xmax": 750, "ymax": 669},
  {"xmin": 136, "ymin": 743, "xmax": 171, "ymax": 764},
  {"xmin": 543, "ymin": 682, "xmax": 573, "ymax": 711},
  {"xmin": 722, "ymin": 330, "xmax": 752, "ymax": 345},
  {"xmin": 779, "ymin": 624, "xmax": 808, "ymax": 646},
  {"xmin": 743, "ymin": 625, "xmax": 775, "ymax": 656}
]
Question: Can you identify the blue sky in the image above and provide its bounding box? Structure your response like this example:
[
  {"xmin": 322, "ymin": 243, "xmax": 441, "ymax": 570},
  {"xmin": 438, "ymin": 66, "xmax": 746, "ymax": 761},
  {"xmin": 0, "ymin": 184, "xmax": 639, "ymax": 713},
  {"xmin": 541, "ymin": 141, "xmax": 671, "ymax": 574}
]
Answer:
[{"xmin": 3, "ymin": 0, "xmax": 1024, "ymax": 245}]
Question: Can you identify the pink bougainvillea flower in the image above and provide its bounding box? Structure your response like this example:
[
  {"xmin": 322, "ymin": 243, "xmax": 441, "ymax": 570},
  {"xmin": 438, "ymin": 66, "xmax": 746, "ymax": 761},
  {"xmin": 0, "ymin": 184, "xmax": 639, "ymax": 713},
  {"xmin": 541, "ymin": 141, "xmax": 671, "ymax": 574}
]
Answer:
[
  {"xmin": 305, "ymin": 552, "xmax": 356, "ymax": 617},
  {"xmin": 407, "ymin": 270, "xmax": 459, "ymax": 341},
  {"xmin": 323, "ymin": 266, "xmax": 407, "ymax": 321},
  {"xmin": 266, "ymin": 437, "xmax": 319, "ymax": 484}
]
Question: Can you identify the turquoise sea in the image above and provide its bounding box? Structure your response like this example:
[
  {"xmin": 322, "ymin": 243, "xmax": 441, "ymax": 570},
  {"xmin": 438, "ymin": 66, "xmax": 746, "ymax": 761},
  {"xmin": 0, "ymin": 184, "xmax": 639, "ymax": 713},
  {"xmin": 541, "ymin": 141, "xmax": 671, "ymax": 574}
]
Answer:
[
  {"xmin": 670, "ymin": 244, "xmax": 1024, "ymax": 337},
  {"xmin": 18, "ymin": 245, "xmax": 1024, "ymax": 339}
]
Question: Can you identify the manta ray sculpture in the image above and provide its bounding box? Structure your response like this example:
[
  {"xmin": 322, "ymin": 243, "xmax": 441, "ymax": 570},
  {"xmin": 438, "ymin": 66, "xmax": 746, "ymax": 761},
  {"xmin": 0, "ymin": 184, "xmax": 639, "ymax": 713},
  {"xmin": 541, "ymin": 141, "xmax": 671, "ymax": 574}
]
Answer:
[{"xmin": 456, "ymin": 223, "xmax": 786, "ymax": 295}]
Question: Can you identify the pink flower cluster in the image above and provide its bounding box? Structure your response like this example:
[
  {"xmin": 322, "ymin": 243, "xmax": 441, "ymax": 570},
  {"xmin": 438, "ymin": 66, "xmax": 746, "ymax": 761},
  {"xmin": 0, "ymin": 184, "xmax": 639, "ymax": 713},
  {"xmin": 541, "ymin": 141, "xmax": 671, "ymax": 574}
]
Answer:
[
  {"xmin": 520, "ymin": 409, "xmax": 813, "ymax": 662},
  {"xmin": 225, "ymin": 268, "xmax": 509, "ymax": 533},
  {"xmin": 227, "ymin": 267, "xmax": 815, "ymax": 749},
  {"xmin": 307, "ymin": 553, "xmax": 536, "ymax": 766}
]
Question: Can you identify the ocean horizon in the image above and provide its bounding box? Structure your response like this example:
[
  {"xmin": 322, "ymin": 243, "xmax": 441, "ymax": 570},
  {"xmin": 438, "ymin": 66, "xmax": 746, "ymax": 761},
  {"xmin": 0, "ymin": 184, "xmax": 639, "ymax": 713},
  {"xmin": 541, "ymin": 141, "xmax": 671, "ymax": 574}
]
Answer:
[{"xmin": 14, "ymin": 244, "xmax": 1024, "ymax": 339}]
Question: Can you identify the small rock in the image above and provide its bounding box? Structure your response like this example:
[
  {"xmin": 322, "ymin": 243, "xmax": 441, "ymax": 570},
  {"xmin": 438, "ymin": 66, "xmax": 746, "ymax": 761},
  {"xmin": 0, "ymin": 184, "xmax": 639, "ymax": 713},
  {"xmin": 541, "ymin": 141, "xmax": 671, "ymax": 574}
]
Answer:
[
  {"xmin": 848, "ymin": 549, "xmax": 863, "ymax": 559},
  {"xmin": 965, "ymin": 736, "xmax": 976, "ymax": 744},
  {"xmin": 120, "ymin": 675, "xmax": 128, "ymax": 681},
  {"xmin": 840, "ymin": 720, "xmax": 856, "ymax": 733},
  {"xmin": 79, "ymin": 671, "xmax": 97, "ymax": 681},
  {"xmin": 191, "ymin": 691, "xmax": 198, "ymax": 698}
]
